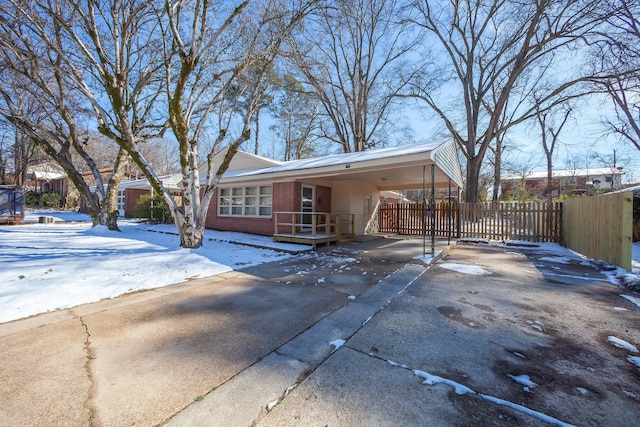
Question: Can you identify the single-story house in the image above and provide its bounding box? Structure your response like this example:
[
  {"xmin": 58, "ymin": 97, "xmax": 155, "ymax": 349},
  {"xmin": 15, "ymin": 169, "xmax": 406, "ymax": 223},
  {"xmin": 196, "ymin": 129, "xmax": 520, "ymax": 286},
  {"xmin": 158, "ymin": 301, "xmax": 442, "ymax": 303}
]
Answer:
[{"xmin": 120, "ymin": 139, "xmax": 464, "ymax": 242}]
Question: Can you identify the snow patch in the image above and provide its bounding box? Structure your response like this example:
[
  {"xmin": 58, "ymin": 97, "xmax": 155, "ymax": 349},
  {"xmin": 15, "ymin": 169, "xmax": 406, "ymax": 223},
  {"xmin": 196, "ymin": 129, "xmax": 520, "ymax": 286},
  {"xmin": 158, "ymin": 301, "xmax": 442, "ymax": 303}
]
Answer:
[
  {"xmin": 413, "ymin": 370, "xmax": 474, "ymax": 395},
  {"xmin": 507, "ymin": 374, "xmax": 538, "ymax": 391},
  {"xmin": 387, "ymin": 360, "xmax": 408, "ymax": 369},
  {"xmin": 575, "ymin": 387, "xmax": 588, "ymax": 395},
  {"xmin": 621, "ymin": 295, "xmax": 640, "ymax": 309},
  {"xmin": 413, "ymin": 369, "xmax": 575, "ymax": 426},
  {"xmin": 414, "ymin": 250, "xmax": 442, "ymax": 264},
  {"xmin": 479, "ymin": 394, "xmax": 576, "ymax": 427},
  {"xmin": 607, "ymin": 336, "xmax": 639, "ymax": 353},
  {"xmin": 330, "ymin": 339, "xmax": 346, "ymax": 353},
  {"xmin": 627, "ymin": 356, "xmax": 640, "ymax": 369},
  {"xmin": 266, "ymin": 400, "xmax": 279, "ymax": 411},
  {"xmin": 438, "ymin": 262, "xmax": 491, "ymax": 275},
  {"xmin": 538, "ymin": 256, "xmax": 571, "ymax": 264}
]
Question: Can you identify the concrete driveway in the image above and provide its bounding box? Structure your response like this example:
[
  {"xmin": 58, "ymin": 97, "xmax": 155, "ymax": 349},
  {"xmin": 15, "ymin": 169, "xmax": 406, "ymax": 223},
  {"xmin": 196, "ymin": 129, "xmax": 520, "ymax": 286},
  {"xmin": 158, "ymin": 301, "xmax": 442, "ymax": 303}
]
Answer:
[
  {"xmin": 1, "ymin": 237, "xmax": 638, "ymax": 426},
  {"xmin": 258, "ymin": 242, "xmax": 640, "ymax": 427}
]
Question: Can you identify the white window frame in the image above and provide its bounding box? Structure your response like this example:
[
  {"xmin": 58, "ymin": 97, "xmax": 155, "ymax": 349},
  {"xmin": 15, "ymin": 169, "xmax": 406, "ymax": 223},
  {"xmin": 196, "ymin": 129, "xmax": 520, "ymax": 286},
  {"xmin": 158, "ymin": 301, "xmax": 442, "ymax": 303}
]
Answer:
[{"xmin": 218, "ymin": 185, "xmax": 272, "ymax": 217}]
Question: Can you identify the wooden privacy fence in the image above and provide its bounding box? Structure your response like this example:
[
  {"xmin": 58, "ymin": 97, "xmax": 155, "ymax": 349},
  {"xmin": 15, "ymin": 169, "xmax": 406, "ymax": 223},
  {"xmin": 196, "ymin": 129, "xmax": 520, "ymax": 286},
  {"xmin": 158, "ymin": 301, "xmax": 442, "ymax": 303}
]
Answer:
[
  {"xmin": 458, "ymin": 202, "xmax": 562, "ymax": 243},
  {"xmin": 562, "ymin": 192, "xmax": 632, "ymax": 270},
  {"xmin": 377, "ymin": 201, "xmax": 562, "ymax": 243},
  {"xmin": 378, "ymin": 202, "xmax": 457, "ymax": 237}
]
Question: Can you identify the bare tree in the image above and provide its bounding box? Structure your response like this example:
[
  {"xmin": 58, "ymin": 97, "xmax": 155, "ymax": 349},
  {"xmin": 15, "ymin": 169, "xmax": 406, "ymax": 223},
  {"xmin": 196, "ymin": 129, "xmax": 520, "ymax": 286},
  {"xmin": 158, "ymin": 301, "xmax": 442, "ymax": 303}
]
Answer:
[
  {"xmin": 535, "ymin": 104, "xmax": 573, "ymax": 202},
  {"xmin": 405, "ymin": 0, "xmax": 616, "ymax": 202},
  {"xmin": 1, "ymin": 0, "xmax": 313, "ymax": 247},
  {"xmin": 594, "ymin": 2, "xmax": 640, "ymax": 151},
  {"xmin": 269, "ymin": 73, "xmax": 320, "ymax": 160},
  {"xmin": 0, "ymin": 115, "xmax": 40, "ymax": 186},
  {"xmin": 288, "ymin": 0, "xmax": 417, "ymax": 153},
  {"xmin": 0, "ymin": 3, "xmax": 133, "ymax": 228},
  {"xmin": 160, "ymin": 0, "xmax": 314, "ymax": 247}
]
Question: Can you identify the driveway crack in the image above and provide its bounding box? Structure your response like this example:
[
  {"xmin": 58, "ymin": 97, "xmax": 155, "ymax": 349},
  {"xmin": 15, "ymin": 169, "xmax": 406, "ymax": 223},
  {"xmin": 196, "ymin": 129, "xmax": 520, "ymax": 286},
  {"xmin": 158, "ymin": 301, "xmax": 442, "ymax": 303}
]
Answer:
[{"xmin": 77, "ymin": 314, "xmax": 98, "ymax": 426}]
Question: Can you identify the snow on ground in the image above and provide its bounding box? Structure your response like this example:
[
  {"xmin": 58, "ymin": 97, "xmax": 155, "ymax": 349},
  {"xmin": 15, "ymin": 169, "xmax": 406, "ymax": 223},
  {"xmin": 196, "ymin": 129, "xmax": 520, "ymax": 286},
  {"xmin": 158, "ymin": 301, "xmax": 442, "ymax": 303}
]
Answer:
[
  {"xmin": 608, "ymin": 336, "xmax": 639, "ymax": 352},
  {"xmin": 412, "ymin": 368, "xmax": 574, "ymax": 426},
  {"xmin": 502, "ymin": 239, "xmax": 640, "ymax": 291},
  {"xmin": 438, "ymin": 262, "xmax": 492, "ymax": 275},
  {"xmin": 0, "ymin": 211, "xmax": 307, "ymax": 323},
  {"xmin": 414, "ymin": 250, "xmax": 442, "ymax": 264},
  {"xmin": 622, "ymin": 295, "xmax": 640, "ymax": 309},
  {"xmin": 2, "ymin": 211, "xmax": 639, "ymax": 325}
]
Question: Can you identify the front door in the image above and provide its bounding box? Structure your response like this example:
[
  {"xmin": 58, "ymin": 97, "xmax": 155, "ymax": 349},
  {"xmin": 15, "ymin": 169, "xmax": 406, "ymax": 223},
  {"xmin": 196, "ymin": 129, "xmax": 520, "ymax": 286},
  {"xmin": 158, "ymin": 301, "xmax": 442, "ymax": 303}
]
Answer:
[{"xmin": 301, "ymin": 185, "xmax": 315, "ymax": 230}]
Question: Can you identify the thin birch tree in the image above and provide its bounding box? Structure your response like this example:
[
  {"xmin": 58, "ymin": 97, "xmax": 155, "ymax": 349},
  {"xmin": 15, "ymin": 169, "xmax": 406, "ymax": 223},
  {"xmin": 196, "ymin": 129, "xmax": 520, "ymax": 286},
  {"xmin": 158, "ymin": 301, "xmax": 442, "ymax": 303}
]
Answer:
[{"xmin": 161, "ymin": 0, "xmax": 314, "ymax": 247}]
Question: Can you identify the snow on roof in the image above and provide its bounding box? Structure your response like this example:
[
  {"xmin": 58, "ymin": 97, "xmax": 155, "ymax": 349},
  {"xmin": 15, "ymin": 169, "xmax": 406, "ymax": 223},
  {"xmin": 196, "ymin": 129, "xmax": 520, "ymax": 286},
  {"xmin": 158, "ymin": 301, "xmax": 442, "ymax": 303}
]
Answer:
[
  {"xmin": 31, "ymin": 171, "xmax": 66, "ymax": 180},
  {"xmin": 117, "ymin": 173, "xmax": 183, "ymax": 190},
  {"xmin": 227, "ymin": 140, "xmax": 449, "ymax": 178},
  {"xmin": 502, "ymin": 168, "xmax": 624, "ymax": 181},
  {"xmin": 612, "ymin": 184, "xmax": 640, "ymax": 198}
]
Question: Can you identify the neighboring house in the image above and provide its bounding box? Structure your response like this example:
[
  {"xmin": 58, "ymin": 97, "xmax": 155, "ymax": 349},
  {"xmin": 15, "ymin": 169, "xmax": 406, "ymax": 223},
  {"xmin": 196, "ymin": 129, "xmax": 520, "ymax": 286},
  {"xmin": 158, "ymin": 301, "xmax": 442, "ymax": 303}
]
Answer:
[
  {"xmin": 20, "ymin": 163, "xmax": 138, "ymax": 210},
  {"xmin": 19, "ymin": 163, "xmax": 66, "ymax": 194},
  {"xmin": 121, "ymin": 139, "xmax": 464, "ymax": 241},
  {"xmin": 501, "ymin": 168, "xmax": 625, "ymax": 199},
  {"xmin": 379, "ymin": 190, "xmax": 411, "ymax": 204}
]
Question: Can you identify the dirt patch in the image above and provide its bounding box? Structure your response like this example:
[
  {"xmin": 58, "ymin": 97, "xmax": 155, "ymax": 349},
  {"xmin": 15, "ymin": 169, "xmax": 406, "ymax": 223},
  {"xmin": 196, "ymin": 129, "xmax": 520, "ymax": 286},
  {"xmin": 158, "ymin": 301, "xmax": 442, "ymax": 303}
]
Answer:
[
  {"xmin": 437, "ymin": 306, "xmax": 486, "ymax": 329},
  {"xmin": 447, "ymin": 393, "xmax": 539, "ymax": 427}
]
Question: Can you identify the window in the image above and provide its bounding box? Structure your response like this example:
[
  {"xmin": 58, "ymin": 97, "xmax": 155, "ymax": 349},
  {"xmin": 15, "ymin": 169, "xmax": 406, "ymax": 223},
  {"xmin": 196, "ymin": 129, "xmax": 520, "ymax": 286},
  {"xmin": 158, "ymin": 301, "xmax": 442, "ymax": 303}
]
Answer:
[
  {"xmin": 117, "ymin": 190, "xmax": 125, "ymax": 217},
  {"xmin": 219, "ymin": 185, "xmax": 272, "ymax": 217}
]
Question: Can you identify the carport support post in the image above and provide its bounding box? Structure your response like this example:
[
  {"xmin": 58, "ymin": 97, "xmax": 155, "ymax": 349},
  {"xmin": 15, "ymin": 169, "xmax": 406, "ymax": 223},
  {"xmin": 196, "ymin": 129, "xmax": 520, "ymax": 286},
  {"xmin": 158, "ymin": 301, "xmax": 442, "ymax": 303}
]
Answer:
[
  {"xmin": 448, "ymin": 178, "xmax": 451, "ymax": 245},
  {"xmin": 431, "ymin": 165, "xmax": 435, "ymax": 256},
  {"xmin": 422, "ymin": 165, "xmax": 426, "ymax": 256}
]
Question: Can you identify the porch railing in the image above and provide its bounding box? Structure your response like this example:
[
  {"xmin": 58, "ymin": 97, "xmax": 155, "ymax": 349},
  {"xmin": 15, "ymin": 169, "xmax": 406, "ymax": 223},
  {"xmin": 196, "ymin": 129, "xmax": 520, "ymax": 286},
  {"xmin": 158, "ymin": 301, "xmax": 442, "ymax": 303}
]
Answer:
[{"xmin": 274, "ymin": 212, "xmax": 354, "ymax": 237}]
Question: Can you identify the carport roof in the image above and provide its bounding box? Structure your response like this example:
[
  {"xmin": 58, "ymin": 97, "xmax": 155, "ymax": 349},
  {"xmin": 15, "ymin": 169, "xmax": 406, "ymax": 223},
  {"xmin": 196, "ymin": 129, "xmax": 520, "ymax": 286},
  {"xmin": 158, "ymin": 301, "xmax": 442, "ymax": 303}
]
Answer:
[{"xmin": 222, "ymin": 139, "xmax": 463, "ymax": 190}]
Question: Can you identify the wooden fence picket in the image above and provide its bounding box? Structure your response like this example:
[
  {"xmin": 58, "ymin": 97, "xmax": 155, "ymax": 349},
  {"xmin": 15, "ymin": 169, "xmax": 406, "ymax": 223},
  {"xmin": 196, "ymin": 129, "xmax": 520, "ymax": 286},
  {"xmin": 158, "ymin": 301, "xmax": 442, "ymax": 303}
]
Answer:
[{"xmin": 377, "ymin": 201, "xmax": 562, "ymax": 243}]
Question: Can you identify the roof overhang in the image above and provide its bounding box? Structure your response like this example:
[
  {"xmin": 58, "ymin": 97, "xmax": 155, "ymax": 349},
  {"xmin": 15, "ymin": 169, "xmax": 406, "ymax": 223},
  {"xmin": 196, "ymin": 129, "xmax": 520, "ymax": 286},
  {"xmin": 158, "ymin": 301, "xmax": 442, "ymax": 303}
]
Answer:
[{"xmin": 221, "ymin": 139, "xmax": 463, "ymax": 190}]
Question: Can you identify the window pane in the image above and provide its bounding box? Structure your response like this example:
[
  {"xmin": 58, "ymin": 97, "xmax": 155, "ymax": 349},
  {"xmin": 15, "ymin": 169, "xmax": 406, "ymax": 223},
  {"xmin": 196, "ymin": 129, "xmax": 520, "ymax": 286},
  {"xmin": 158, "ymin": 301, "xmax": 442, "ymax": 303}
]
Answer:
[
  {"xmin": 219, "ymin": 206, "xmax": 229, "ymax": 215},
  {"xmin": 244, "ymin": 206, "xmax": 257, "ymax": 216},
  {"xmin": 220, "ymin": 188, "xmax": 230, "ymax": 196},
  {"xmin": 260, "ymin": 186, "xmax": 272, "ymax": 195},
  {"xmin": 260, "ymin": 196, "xmax": 272, "ymax": 206},
  {"xmin": 232, "ymin": 197, "xmax": 243, "ymax": 205},
  {"xmin": 245, "ymin": 196, "xmax": 257, "ymax": 206},
  {"xmin": 232, "ymin": 187, "xmax": 243, "ymax": 196},
  {"xmin": 245, "ymin": 187, "xmax": 257, "ymax": 196},
  {"xmin": 232, "ymin": 206, "xmax": 242, "ymax": 215},
  {"xmin": 259, "ymin": 207, "xmax": 272, "ymax": 216}
]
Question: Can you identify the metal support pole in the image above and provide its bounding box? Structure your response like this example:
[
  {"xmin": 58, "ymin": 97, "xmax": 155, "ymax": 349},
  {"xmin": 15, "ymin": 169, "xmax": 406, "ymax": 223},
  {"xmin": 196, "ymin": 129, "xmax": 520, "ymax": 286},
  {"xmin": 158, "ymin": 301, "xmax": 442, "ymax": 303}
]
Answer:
[
  {"xmin": 422, "ymin": 165, "xmax": 426, "ymax": 256},
  {"xmin": 431, "ymin": 165, "xmax": 435, "ymax": 256},
  {"xmin": 448, "ymin": 178, "xmax": 451, "ymax": 245}
]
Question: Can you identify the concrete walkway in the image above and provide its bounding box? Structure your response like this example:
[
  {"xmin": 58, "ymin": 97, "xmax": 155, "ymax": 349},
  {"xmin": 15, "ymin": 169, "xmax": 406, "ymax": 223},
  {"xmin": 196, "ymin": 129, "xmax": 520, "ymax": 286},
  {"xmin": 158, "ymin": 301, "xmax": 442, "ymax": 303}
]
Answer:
[{"xmin": 1, "ymin": 236, "xmax": 639, "ymax": 426}]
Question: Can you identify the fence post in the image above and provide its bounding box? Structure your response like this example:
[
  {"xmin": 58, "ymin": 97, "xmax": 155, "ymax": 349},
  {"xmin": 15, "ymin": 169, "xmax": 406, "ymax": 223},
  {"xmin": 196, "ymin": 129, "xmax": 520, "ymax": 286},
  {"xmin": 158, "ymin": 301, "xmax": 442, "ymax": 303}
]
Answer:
[{"xmin": 457, "ymin": 202, "xmax": 462, "ymax": 238}]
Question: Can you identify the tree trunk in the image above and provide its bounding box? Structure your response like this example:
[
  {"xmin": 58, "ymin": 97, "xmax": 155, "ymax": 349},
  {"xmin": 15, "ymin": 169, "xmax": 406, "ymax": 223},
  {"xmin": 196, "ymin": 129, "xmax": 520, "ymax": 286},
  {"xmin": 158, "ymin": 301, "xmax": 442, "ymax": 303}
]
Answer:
[
  {"xmin": 465, "ymin": 155, "xmax": 483, "ymax": 203},
  {"xmin": 492, "ymin": 138, "xmax": 503, "ymax": 202},
  {"xmin": 545, "ymin": 152, "xmax": 553, "ymax": 203}
]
